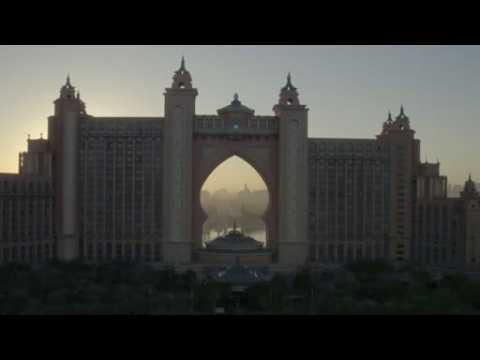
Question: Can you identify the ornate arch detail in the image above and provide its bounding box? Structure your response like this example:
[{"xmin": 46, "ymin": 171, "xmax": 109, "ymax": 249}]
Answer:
[{"xmin": 191, "ymin": 138, "xmax": 278, "ymax": 251}]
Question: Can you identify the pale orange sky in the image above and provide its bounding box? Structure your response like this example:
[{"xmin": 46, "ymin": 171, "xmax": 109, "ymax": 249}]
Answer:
[{"xmin": 202, "ymin": 156, "xmax": 267, "ymax": 194}]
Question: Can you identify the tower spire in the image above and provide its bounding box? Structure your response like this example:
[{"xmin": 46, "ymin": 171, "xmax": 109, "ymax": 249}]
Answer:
[
  {"xmin": 233, "ymin": 93, "xmax": 240, "ymax": 104},
  {"xmin": 171, "ymin": 57, "xmax": 193, "ymax": 89},
  {"xmin": 393, "ymin": 104, "xmax": 411, "ymax": 130},
  {"xmin": 180, "ymin": 56, "xmax": 186, "ymax": 71},
  {"xmin": 462, "ymin": 173, "xmax": 479, "ymax": 199},
  {"xmin": 278, "ymin": 72, "xmax": 300, "ymax": 106},
  {"xmin": 284, "ymin": 72, "xmax": 297, "ymax": 90},
  {"xmin": 59, "ymin": 74, "xmax": 76, "ymax": 100}
]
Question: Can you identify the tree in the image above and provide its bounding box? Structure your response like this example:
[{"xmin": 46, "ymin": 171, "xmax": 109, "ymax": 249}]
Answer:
[
  {"xmin": 269, "ymin": 274, "xmax": 289, "ymax": 313},
  {"xmin": 293, "ymin": 268, "xmax": 313, "ymax": 294},
  {"xmin": 181, "ymin": 270, "xmax": 198, "ymax": 291},
  {"xmin": 246, "ymin": 283, "xmax": 272, "ymax": 312},
  {"xmin": 194, "ymin": 282, "xmax": 227, "ymax": 314},
  {"xmin": 345, "ymin": 259, "xmax": 394, "ymax": 282}
]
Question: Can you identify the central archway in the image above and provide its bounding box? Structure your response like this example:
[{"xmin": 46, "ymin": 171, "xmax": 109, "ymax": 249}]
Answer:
[
  {"xmin": 192, "ymin": 135, "xmax": 279, "ymax": 257},
  {"xmin": 200, "ymin": 155, "xmax": 270, "ymax": 245}
]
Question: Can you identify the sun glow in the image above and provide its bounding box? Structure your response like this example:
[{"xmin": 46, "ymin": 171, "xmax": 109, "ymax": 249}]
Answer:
[{"xmin": 202, "ymin": 156, "xmax": 267, "ymax": 194}]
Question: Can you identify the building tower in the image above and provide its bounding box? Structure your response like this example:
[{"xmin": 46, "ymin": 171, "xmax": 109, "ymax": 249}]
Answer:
[
  {"xmin": 163, "ymin": 58, "xmax": 198, "ymax": 264},
  {"xmin": 48, "ymin": 76, "xmax": 86, "ymax": 261},
  {"xmin": 274, "ymin": 74, "xmax": 309, "ymax": 266},
  {"xmin": 461, "ymin": 175, "xmax": 480, "ymax": 270},
  {"xmin": 377, "ymin": 106, "xmax": 420, "ymax": 262}
]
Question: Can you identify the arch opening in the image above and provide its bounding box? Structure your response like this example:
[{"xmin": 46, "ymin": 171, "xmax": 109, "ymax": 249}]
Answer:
[{"xmin": 200, "ymin": 155, "xmax": 270, "ymax": 247}]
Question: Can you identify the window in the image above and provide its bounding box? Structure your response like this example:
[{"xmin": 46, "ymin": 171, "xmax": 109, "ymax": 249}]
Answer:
[
  {"xmin": 154, "ymin": 244, "xmax": 161, "ymax": 262},
  {"xmin": 106, "ymin": 243, "xmax": 112, "ymax": 259},
  {"xmin": 125, "ymin": 244, "xmax": 132, "ymax": 260},
  {"xmin": 145, "ymin": 244, "xmax": 152, "ymax": 262},
  {"xmin": 135, "ymin": 244, "xmax": 141, "ymax": 260},
  {"xmin": 3, "ymin": 248, "xmax": 10, "ymax": 261}
]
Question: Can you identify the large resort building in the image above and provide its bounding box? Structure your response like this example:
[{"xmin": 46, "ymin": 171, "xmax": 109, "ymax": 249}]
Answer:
[{"xmin": 0, "ymin": 59, "xmax": 479, "ymax": 271}]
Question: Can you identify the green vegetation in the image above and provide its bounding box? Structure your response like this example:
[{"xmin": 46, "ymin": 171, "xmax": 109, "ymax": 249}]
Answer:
[{"xmin": 0, "ymin": 259, "xmax": 480, "ymax": 315}]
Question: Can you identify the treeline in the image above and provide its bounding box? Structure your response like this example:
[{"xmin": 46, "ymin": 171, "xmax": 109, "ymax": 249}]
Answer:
[
  {"xmin": 0, "ymin": 261, "xmax": 199, "ymax": 315},
  {"xmin": 1, "ymin": 260, "xmax": 480, "ymax": 315}
]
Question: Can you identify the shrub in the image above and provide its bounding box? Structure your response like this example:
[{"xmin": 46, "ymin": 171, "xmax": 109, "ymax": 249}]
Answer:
[
  {"xmin": 345, "ymin": 259, "xmax": 394, "ymax": 278},
  {"xmin": 293, "ymin": 268, "xmax": 313, "ymax": 293}
]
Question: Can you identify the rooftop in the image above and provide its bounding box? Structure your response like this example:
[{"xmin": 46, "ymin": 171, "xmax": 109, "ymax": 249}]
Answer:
[
  {"xmin": 205, "ymin": 222, "xmax": 265, "ymax": 253},
  {"xmin": 217, "ymin": 94, "xmax": 255, "ymax": 116}
]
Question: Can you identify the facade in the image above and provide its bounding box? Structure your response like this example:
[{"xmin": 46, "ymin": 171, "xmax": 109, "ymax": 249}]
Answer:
[
  {"xmin": 0, "ymin": 137, "xmax": 55, "ymax": 263},
  {"xmin": 0, "ymin": 59, "xmax": 478, "ymax": 270},
  {"xmin": 308, "ymin": 138, "xmax": 391, "ymax": 263},
  {"xmin": 413, "ymin": 173, "xmax": 480, "ymax": 271},
  {"xmin": 0, "ymin": 174, "xmax": 55, "ymax": 263}
]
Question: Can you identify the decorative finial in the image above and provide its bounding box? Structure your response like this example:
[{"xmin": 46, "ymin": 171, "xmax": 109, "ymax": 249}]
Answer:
[
  {"xmin": 172, "ymin": 56, "xmax": 193, "ymax": 89},
  {"xmin": 233, "ymin": 93, "xmax": 240, "ymax": 103},
  {"xmin": 180, "ymin": 56, "xmax": 186, "ymax": 71},
  {"xmin": 40, "ymin": 133, "xmax": 43, "ymax": 139},
  {"xmin": 76, "ymin": 91, "xmax": 81, "ymax": 99},
  {"xmin": 469, "ymin": 173, "xmax": 472, "ymax": 181},
  {"xmin": 400, "ymin": 105, "xmax": 405, "ymax": 116},
  {"xmin": 279, "ymin": 71, "xmax": 300, "ymax": 105},
  {"xmin": 388, "ymin": 111, "xmax": 393, "ymax": 122},
  {"xmin": 66, "ymin": 74, "xmax": 71, "ymax": 86}
]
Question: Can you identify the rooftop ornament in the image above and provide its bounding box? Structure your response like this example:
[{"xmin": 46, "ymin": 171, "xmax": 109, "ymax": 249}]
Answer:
[{"xmin": 205, "ymin": 220, "xmax": 265, "ymax": 253}]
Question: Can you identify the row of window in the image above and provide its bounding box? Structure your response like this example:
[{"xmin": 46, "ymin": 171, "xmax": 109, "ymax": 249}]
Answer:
[
  {"xmin": 309, "ymin": 242, "xmax": 386, "ymax": 262},
  {"xmin": 195, "ymin": 117, "xmax": 277, "ymax": 130},
  {"xmin": 80, "ymin": 242, "xmax": 162, "ymax": 262},
  {"xmin": 0, "ymin": 243, "xmax": 56, "ymax": 262},
  {"xmin": 309, "ymin": 141, "xmax": 388, "ymax": 153},
  {"xmin": 0, "ymin": 182, "xmax": 53, "ymax": 194}
]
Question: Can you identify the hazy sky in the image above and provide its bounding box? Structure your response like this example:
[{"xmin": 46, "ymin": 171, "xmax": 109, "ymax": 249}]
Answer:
[
  {"xmin": 0, "ymin": 45, "xmax": 478, "ymax": 187},
  {"xmin": 203, "ymin": 156, "xmax": 266, "ymax": 193}
]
